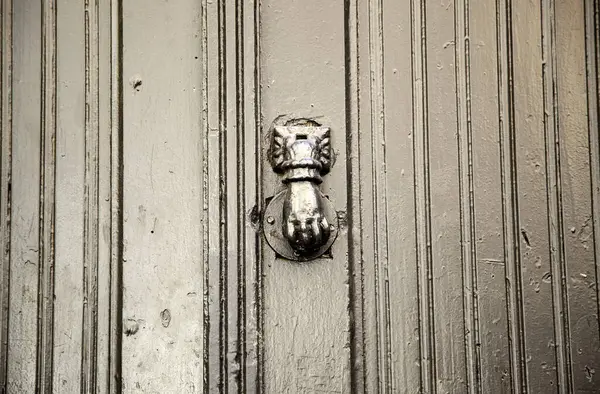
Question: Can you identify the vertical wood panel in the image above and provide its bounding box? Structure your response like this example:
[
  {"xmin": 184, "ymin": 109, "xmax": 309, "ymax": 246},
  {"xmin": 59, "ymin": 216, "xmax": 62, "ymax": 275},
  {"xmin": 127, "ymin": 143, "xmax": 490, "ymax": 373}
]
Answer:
[
  {"xmin": 53, "ymin": 0, "xmax": 85, "ymax": 391},
  {"xmin": 7, "ymin": 1, "xmax": 42, "ymax": 392},
  {"xmin": 36, "ymin": 0, "xmax": 58, "ymax": 392},
  {"xmin": 427, "ymin": 0, "xmax": 468, "ymax": 391},
  {"xmin": 555, "ymin": 0, "xmax": 600, "ymax": 391},
  {"xmin": 121, "ymin": 1, "xmax": 204, "ymax": 392},
  {"xmin": 96, "ymin": 0, "xmax": 123, "ymax": 391},
  {"xmin": 541, "ymin": 0, "xmax": 573, "ymax": 391},
  {"xmin": 260, "ymin": 1, "xmax": 351, "ymax": 392},
  {"xmin": 353, "ymin": 0, "xmax": 393, "ymax": 391},
  {"xmin": 243, "ymin": 1, "xmax": 264, "ymax": 391},
  {"xmin": 381, "ymin": 0, "xmax": 421, "ymax": 391},
  {"xmin": 107, "ymin": 1, "xmax": 124, "ymax": 390},
  {"xmin": 410, "ymin": 0, "xmax": 437, "ymax": 391},
  {"xmin": 351, "ymin": 0, "xmax": 423, "ymax": 391},
  {"xmin": 0, "ymin": 0, "xmax": 12, "ymax": 390},
  {"xmin": 202, "ymin": 0, "xmax": 224, "ymax": 390},
  {"xmin": 497, "ymin": 0, "xmax": 531, "ymax": 391},
  {"xmin": 367, "ymin": 2, "xmax": 393, "ymax": 391},
  {"xmin": 586, "ymin": 0, "xmax": 600, "ymax": 361},
  {"xmin": 470, "ymin": 0, "xmax": 512, "ymax": 391},
  {"xmin": 455, "ymin": 0, "xmax": 481, "ymax": 392},
  {"xmin": 351, "ymin": 1, "xmax": 600, "ymax": 393},
  {"xmin": 81, "ymin": 0, "xmax": 101, "ymax": 391},
  {"xmin": 512, "ymin": 0, "xmax": 564, "ymax": 391},
  {"xmin": 202, "ymin": 0, "xmax": 262, "ymax": 391},
  {"xmin": 237, "ymin": 0, "xmax": 263, "ymax": 391},
  {"xmin": 344, "ymin": 0, "xmax": 366, "ymax": 391},
  {"xmin": 4, "ymin": 1, "xmax": 122, "ymax": 392}
]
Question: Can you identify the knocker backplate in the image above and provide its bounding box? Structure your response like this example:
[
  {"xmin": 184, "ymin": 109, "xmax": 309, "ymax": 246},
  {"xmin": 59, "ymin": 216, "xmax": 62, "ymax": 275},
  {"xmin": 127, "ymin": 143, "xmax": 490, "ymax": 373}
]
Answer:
[{"xmin": 263, "ymin": 189, "xmax": 338, "ymax": 262}]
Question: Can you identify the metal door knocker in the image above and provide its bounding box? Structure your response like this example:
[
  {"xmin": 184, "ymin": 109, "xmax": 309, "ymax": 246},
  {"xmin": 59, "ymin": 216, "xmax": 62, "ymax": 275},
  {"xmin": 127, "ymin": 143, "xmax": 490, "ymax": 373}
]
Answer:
[{"xmin": 263, "ymin": 118, "xmax": 338, "ymax": 261}]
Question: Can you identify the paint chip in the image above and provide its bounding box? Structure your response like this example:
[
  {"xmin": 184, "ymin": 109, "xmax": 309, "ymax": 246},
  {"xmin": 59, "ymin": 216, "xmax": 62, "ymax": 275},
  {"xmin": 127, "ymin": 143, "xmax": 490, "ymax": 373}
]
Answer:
[{"xmin": 160, "ymin": 309, "xmax": 172, "ymax": 328}]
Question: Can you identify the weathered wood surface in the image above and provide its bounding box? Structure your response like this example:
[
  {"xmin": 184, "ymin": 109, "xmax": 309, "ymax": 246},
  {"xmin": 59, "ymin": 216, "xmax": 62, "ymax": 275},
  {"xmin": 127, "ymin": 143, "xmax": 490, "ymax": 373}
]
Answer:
[{"xmin": 1, "ymin": 0, "xmax": 599, "ymax": 393}]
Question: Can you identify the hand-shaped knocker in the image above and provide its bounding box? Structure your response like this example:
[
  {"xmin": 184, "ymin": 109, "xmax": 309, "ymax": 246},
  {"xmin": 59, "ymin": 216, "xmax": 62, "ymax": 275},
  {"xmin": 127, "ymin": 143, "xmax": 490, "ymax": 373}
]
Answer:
[{"xmin": 263, "ymin": 118, "xmax": 338, "ymax": 261}]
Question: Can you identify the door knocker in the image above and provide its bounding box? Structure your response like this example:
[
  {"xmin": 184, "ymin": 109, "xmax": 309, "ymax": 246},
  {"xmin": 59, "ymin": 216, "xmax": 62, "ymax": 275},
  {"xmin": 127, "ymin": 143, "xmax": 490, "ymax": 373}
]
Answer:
[{"xmin": 262, "ymin": 118, "xmax": 339, "ymax": 261}]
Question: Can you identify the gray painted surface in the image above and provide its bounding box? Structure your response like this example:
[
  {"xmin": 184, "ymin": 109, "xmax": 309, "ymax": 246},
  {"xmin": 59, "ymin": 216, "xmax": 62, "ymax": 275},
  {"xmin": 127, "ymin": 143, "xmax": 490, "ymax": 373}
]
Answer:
[{"xmin": 0, "ymin": 0, "xmax": 599, "ymax": 393}]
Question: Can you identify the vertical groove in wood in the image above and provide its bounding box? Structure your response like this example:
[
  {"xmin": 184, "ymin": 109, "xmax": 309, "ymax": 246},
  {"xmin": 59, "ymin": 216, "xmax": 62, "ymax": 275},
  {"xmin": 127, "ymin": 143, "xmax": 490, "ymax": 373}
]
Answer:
[
  {"xmin": 345, "ymin": 0, "xmax": 367, "ymax": 391},
  {"xmin": 253, "ymin": 0, "xmax": 264, "ymax": 390},
  {"xmin": 202, "ymin": 0, "xmax": 230, "ymax": 388},
  {"xmin": 585, "ymin": 0, "xmax": 600, "ymax": 342},
  {"xmin": 220, "ymin": 0, "xmax": 231, "ymax": 390},
  {"xmin": 201, "ymin": 0, "xmax": 211, "ymax": 389},
  {"xmin": 36, "ymin": 0, "xmax": 57, "ymax": 392},
  {"xmin": 366, "ymin": 0, "xmax": 393, "ymax": 390},
  {"xmin": 0, "ymin": 0, "xmax": 12, "ymax": 391},
  {"xmin": 202, "ymin": 0, "xmax": 263, "ymax": 389},
  {"xmin": 234, "ymin": 0, "xmax": 247, "ymax": 391},
  {"xmin": 204, "ymin": 0, "xmax": 265, "ymax": 389},
  {"xmin": 81, "ymin": 0, "xmax": 100, "ymax": 392},
  {"xmin": 496, "ymin": 0, "xmax": 527, "ymax": 391},
  {"xmin": 224, "ymin": 0, "xmax": 237, "ymax": 390},
  {"xmin": 217, "ymin": 0, "xmax": 229, "ymax": 390},
  {"xmin": 202, "ymin": 0, "xmax": 226, "ymax": 390},
  {"xmin": 541, "ymin": 0, "xmax": 573, "ymax": 391},
  {"xmin": 109, "ymin": 0, "xmax": 123, "ymax": 390},
  {"xmin": 455, "ymin": 0, "xmax": 481, "ymax": 392},
  {"xmin": 236, "ymin": 0, "xmax": 264, "ymax": 390},
  {"xmin": 410, "ymin": 0, "xmax": 436, "ymax": 391}
]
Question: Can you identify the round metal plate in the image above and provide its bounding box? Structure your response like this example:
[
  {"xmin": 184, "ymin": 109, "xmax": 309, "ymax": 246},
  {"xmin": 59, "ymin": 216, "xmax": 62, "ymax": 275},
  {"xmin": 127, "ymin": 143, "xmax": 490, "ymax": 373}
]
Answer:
[{"xmin": 262, "ymin": 189, "xmax": 338, "ymax": 262}]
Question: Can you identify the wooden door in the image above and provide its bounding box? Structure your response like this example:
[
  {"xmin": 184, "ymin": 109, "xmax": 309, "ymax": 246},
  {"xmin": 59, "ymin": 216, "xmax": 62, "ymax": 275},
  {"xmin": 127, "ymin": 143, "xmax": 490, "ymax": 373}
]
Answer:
[{"xmin": 1, "ymin": 0, "xmax": 600, "ymax": 393}]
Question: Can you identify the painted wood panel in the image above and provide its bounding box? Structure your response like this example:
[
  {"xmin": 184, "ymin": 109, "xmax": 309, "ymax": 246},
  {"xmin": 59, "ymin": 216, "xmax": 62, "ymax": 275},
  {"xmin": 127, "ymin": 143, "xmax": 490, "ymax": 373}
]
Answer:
[
  {"xmin": 0, "ymin": 0, "xmax": 599, "ymax": 393},
  {"xmin": 0, "ymin": 0, "xmax": 122, "ymax": 392},
  {"xmin": 120, "ymin": 1, "xmax": 204, "ymax": 392}
]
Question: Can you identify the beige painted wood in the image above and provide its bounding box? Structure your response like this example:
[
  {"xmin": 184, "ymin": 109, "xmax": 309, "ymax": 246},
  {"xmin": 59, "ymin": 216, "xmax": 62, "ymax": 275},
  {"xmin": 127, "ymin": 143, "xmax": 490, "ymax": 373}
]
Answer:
[
  {"xmin": 469, "ymin": 0, "xmax": 511, "ymax": 391},
  {"xmin": 259, "ymin": 1, "xmax": 351, "ymax": 392},
  {"xmin": 120, "ymin": 1, "xmax": 203, "ymax": 392},
  {"xmin": 555, "ymin": 1, "xmax": 600, "ymax": 391},
  {"xmin": 6, "ymin": 1, "xmax": 42, "ymax": 392},
  {"xmin": 1, "ymin": 1, "xmax": 121, "ymax": 393},
  {"xmin": 1, "ymin": 0, "xmax": 600, "ymax": 393},
  {"xmin": 513, "ymin": 2, "xmax": 558, "ymax": 391},
  {"xmin": 53, "ymin": 1, "xmax": 85, "ymax": 391}
]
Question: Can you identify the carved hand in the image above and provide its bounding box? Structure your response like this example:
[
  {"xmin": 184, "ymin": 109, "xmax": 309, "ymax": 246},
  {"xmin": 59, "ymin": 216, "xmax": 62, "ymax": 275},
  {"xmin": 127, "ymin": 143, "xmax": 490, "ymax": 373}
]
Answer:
[{"xmin": 282, "ymin": 182, "xmax": 331, "ymax": 254}]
